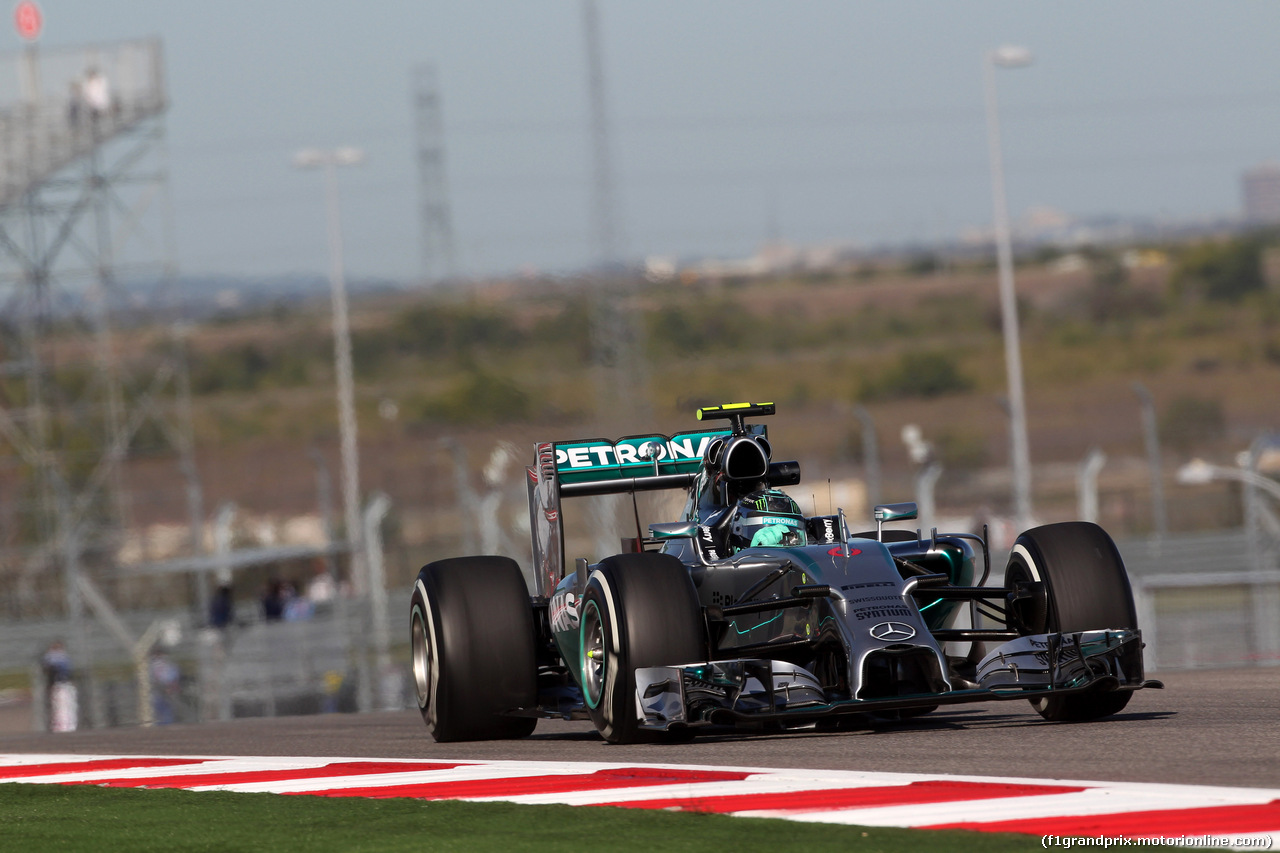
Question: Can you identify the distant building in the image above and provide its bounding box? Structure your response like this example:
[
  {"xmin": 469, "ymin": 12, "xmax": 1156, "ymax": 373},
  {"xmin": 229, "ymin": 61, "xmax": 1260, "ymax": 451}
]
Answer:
[{"xmin": 1242, "ymin": 163, "xmax": 1280, "ymax": 224}]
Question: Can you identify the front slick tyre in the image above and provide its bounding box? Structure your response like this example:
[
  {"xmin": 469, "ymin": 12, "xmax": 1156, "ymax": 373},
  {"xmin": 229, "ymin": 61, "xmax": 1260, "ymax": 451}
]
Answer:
[
  {"xmin": 1005, "ymin": 521, "xmax": 1138, "ymax": 723},
  {"xmin": 410, "ymin": 556, "xmax": 537, "ymax": 742},
  {"xmin": 579, "ymin": 553, "xmax": 705, "ymax": 744}
]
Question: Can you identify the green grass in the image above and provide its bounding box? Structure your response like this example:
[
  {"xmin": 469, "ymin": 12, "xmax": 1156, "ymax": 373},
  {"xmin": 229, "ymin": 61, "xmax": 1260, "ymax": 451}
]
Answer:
[{"xmin": 0, "ymin": 783, "xmax": 1047, "ymax": 852}]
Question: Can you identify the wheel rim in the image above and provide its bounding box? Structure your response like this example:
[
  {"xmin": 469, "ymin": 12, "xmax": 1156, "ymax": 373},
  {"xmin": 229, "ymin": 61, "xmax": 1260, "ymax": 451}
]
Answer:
[
  {"xmin": 1006, "ymin": 561, "xmax": 1049, "ymax": 635},
  {"xmin": 580, "ymin": 599, "xmax": 606, "ymax": 709},
  {"xmin": 411, "ymin": 604, "xmax": 432, "ymax": 709}
]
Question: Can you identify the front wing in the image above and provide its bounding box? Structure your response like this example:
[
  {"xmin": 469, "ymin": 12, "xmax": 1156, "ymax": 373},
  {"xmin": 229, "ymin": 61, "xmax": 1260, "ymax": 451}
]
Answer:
[{"xmin": 634, "ymin": 629, "xmax": 1160, "ymax": 730}]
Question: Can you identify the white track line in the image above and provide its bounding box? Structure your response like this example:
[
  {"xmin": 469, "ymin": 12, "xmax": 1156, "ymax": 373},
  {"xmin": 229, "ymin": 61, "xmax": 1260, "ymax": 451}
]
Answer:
[{"xmin": 3, "ymin": 753, "xmax": 1276, "ymax": 849}]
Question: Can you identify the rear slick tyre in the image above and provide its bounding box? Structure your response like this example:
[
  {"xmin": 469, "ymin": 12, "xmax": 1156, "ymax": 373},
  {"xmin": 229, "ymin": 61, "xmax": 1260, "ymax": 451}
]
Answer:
[
  {"xmin": 410, "ymin": 556, "xmax": 538, "ymax": 742},
  {"xmin": 1004, "ymin": 521, "xmax": 1138, "ymax": 723},
  {"xmin": 580, "ymin": 552, "xmax": 705, "ymax": 744}
]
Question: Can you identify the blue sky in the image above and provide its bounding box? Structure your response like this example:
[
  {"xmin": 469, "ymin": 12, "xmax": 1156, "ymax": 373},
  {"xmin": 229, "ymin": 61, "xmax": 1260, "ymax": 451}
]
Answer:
[{"xmin": 10, "ymin": 1, "xmax": 1280, "ymax": 282}]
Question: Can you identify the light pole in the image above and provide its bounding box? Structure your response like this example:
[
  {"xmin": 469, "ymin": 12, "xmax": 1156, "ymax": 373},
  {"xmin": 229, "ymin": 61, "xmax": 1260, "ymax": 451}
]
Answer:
[
  {"xmin": 1077, "ymin": 448, "xmax": 1106, "ymax": 524},
  {"xmin": 1178, "ymin": 456, "xmax": 1280, "ymax": 574},
  {"xmin": 984, "ymin": 45, "xmax": 1034, "ymax": 531},
  {"xmin": 295, "ymin": 146, "xmax": 366, "ymax": 594},
  {"xmin": 902, "ymin": 424, "xmax": 940, "ymax": 532},
  {"xmin": 852, "ymin": 404, "xmax": 882, "ymax": 510},
  {"xmin": 1177, "ymin": 459, "xmax": 1280, "ymax": 502},
  {"xmin": 1133, "ymin": 382, "xmax": 1168, "ymax": 541}
]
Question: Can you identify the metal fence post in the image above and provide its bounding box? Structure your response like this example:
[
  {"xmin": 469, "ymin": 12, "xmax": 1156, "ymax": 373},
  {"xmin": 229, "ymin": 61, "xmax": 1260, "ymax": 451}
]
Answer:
[
  {"xmin": 1077, "ymin": 448, "xmax": 1106, "ymax": 524},
  {"xmin": 363, "ymin": 492, "xmax": 396, "ymax": 710},
  {"xmin": 1252, "ymin": 577, "xmax": 1280, "ymax": 666},
  {"xmin": 29, "ymin": 662, "xmax": 46, "ymax": 732},
  {"xmin": 1132, "ymin": 579, "xmax": 1158, "ymax": 673}
]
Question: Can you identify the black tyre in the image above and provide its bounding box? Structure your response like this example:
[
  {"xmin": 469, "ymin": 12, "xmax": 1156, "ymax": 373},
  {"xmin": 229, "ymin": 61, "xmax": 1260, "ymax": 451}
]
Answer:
[
  {"xmin": 579, "ymin": 552, "xmax": 706, "ymax": 744},
  {"xmin": 410, "ymin": 556, "xmax": 538, "ymax": 742},
  {"xmin": 1004, "ymin": 521, "xmax": 1138, "ymax": 722}
]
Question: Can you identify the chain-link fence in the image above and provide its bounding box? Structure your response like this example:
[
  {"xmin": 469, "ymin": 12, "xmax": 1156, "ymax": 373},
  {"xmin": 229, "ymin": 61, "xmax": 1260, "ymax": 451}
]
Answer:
[
  {"xmin": 1119, "ymin": 531, "xmax": 1280, "ymax": 671},
  {"xmin": 6, "ymin": 524, "xmax": 1278, "ymax": 733},
  {"xmin": 17, "ymin": 585, "xmax": 415, "ymax": 733}
]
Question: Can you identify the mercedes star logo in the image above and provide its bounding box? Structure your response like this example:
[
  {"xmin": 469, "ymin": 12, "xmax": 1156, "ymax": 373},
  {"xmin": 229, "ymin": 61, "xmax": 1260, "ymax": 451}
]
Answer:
[{"xmin": 870, "ymin": 621, "xmax": 916, "ymax": 642}]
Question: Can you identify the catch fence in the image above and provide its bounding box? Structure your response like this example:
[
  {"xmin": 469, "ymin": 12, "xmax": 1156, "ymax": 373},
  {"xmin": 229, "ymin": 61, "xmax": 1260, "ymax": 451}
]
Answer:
[
  {"xmin": 1119, "ymin": 531, "xmax": 1280, "ymax": 671},
  {"xmin": 6, "ymin": 530, "xmax": 1279, "ymax": 732}
]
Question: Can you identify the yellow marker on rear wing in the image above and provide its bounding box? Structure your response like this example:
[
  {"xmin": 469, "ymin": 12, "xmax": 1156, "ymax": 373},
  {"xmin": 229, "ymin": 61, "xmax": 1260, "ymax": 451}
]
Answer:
[{"xmin": 696, "ymin": 402, "xmax": 775, "ymax": 421}]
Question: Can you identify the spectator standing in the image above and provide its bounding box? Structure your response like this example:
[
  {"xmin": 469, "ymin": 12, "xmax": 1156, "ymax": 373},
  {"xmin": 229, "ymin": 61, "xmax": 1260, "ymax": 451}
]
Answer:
[
  {"xmin": 262, "ymin": 578, "xmax": 286, "ymax": 621},
  {"xmin": 149, "ymin": 651, "xmax": 180, "ymax": 725},
  {"xmin": 82, "ymin": 67, "xmax": 110, "ymax": 123},
  {"xmin": 305, "ymin": 560, "xmax": 336, "ymax": 606},
  {"xmin": 209, "ymin": 584, "xmax": 234, "ymax": 629},
  {"xmin": 41, "ymin": 642, "xmax": 77, "ymax": 732},
  {"xmin": 283, "ymin": 581, "xmax": 313, "ymax": 621}
]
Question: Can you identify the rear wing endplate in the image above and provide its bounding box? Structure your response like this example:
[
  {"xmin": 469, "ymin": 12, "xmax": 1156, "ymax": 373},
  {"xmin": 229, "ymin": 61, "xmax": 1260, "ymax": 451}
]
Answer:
[{"xmin": 526, "ymin": 428, "xmax": 745, "ymax": 596}]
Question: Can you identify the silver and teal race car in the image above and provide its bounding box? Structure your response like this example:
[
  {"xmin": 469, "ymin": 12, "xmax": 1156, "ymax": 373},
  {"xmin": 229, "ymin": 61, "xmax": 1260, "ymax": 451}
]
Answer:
[{"xmin": 410, "ymin": 402, "xmax": 1161, "ymax": 743}]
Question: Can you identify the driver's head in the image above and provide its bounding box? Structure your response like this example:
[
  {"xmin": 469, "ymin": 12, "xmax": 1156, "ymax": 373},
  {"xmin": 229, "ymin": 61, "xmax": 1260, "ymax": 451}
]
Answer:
[{"xmin": 728, "ymin": 488, "xmax": 808, "ymax": 551}]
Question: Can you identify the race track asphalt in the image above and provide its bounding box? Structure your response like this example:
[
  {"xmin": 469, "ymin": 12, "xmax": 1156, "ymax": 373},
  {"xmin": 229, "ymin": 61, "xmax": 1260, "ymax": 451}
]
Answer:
[{"xmin": 2, "ymin": 668, "xmax": 1275, "ymax": 788}]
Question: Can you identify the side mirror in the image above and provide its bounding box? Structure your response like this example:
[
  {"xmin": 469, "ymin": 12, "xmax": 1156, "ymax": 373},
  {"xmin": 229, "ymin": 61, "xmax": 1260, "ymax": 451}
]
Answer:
[
  {"xmin": 873, "ymin": 502, "xmax": 918, "ymax": 542},
  {"xmin": 648, "ymin": 521, "xmax": 697, "ymax": 540},
  {"xmin": 874, "ymin": 502, "xmax": 918, "ymax": 522}
]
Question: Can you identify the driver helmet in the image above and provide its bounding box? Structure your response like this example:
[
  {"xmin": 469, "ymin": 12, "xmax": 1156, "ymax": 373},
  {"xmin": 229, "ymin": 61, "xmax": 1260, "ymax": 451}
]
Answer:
[{"xmin": 728, "ymin": 488, "xmax": 808, "ymax": 551}]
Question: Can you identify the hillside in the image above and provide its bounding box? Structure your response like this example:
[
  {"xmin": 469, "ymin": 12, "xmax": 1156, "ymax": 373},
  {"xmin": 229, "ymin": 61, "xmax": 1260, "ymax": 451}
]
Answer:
[{"xmin": 8, "ymin": 233, "xmax": 1280, "ymax": 606}]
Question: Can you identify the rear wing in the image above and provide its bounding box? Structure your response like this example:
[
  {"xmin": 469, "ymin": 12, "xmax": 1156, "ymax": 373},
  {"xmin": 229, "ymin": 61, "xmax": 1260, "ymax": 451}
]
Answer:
[{"xmin": 526, "ymin": 428, "xmax": 741, "ymax": 597}]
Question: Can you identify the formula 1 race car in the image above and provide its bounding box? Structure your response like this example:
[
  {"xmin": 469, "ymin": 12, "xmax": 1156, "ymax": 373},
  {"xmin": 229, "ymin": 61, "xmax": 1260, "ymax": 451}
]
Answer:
[{"xmin": 410, "ymin": 402, "xmax": 1161, "ymax": 742}]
